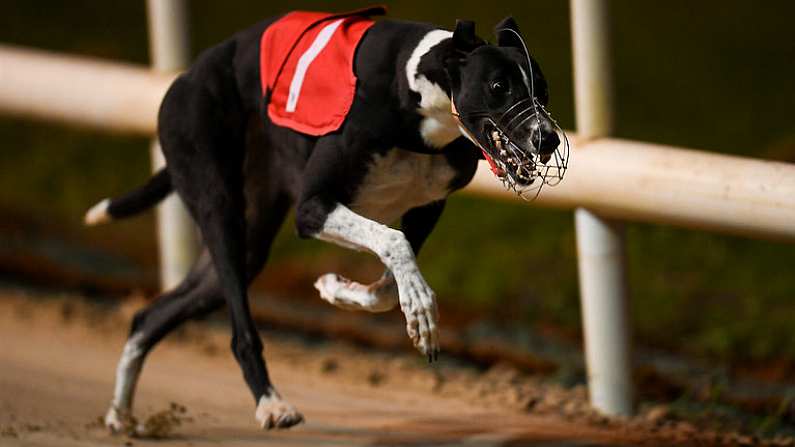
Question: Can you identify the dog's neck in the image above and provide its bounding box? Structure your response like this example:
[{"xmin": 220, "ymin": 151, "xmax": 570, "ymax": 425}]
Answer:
[{"xmin": 404, "ymin": 30, "xmax": 461, "ymax": 148}]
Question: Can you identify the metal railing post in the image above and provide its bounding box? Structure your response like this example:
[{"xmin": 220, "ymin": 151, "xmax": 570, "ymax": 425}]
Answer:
[
  {"xmin": 146, "ymin": 0, "xmax": 199, "ymax": 291},
  {"xmin": 570, "ymin": 0, "xmax": 634, "ymax": 415}
]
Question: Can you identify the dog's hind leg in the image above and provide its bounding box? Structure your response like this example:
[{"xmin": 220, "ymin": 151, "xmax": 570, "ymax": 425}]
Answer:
[
  {"xmin": 105, "ymin": 189, "xmax": 293, "ymax": 433},
  {"xmin": 158, "ymin": 78, "xmax": 301, "ymax": 430},
  {"xmin": 176, "ymin": 172, "xmax": 300, "ymax": 430},
  {"xmin": 105, "ymin": 251, "xmax": 223, "ymax": 432}
]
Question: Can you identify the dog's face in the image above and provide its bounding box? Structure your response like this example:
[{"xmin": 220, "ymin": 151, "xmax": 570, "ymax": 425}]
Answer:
[{"xmin": 447, "ymin": 18, "xmax": 567, "ymax": 193}]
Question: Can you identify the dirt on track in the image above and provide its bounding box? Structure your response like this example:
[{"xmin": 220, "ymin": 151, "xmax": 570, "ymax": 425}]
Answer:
[{"xmin": 0, "ymin": 291, "xmax": 765, "ymax": 447}]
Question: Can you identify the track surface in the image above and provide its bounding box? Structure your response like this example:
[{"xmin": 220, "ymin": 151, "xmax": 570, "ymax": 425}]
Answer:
[{"xmin": 0, "ymin": 295, "xmax": 660, "ymax": 447}]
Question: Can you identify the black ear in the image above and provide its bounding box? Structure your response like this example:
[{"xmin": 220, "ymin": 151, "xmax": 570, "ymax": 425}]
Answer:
[
  {"xmin": 452, "ymin": 20, "xmax": 481, "ymax": 53},
  {"xmin": 495, "ymin": 16, "xmax": 523, "ymax": 48},
  {"xmin": 447, "ymin": 20, "xmax": 485, "ymax": 89}
]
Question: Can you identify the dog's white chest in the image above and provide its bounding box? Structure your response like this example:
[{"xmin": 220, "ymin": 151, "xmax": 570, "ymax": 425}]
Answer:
[{"xmin": 351, "ymin": 150, "xmax": 456, "ymax": 224}]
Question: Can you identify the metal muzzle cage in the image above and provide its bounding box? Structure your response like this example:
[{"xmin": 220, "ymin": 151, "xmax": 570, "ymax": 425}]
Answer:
[{"xmin": 453, "ymin": 96, "xmax": 569, "ymax": 200}]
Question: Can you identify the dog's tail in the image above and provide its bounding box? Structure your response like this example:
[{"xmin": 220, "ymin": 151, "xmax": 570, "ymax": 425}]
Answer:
[{"xmin": 84, "ymin": 168, "xmax": 173, "ymax": 226}]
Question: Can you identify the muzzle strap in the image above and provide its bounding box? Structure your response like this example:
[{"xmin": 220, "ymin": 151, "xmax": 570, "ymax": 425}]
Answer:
[{"xmin": 451, "ymin": 95, "xmax": 504, "ymax": 176}]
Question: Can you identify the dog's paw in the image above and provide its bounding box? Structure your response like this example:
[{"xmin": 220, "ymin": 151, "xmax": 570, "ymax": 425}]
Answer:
[
  {"xmin": 396, "ymin": 270, "xmax": 440, "ymax": 361},
  {"xmin": 104, "ymin": 405, "xmax": 134, "ymax": 434},
  {"xmin": 314, "ymin": 273, "xmax": 397, "ymax": 313},
  {"xmin": 255, "ymin": 393, "xmax": 304, "ymax": 430},
  {"xmin": 314, "ymin": 273, "xmax": 350, "ymax": 304}
]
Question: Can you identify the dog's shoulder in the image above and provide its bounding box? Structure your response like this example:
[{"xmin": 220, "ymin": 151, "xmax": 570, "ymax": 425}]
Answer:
[
  {"xmin": 354, "ymin": 19, "xmax": 450, "ymax": 103},
  {"xmin": 350, "ymin": 19, "xmax": 459, "ymax": 146},
  {"xmin": 356, "ymin": 19, "xmax": 442, "ymax": 68}
]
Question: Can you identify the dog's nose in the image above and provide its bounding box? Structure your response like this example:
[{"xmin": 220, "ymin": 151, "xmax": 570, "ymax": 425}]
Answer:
[{"xmin": 530, "ymin": 127, "xmax": 560, "ymax": 155}]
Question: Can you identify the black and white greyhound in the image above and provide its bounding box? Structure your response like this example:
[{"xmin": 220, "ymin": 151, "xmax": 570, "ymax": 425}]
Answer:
[{"xmin": 85, "ymin": 12, "xmax": 564, "ymax": 431}]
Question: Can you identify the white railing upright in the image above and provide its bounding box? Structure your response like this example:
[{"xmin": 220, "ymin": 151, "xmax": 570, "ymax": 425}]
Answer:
[
  {"xmin": 146, "ymin": 0, "xmax": 200, "ymax": 291},
  {"xmin": 570, "ymin": 0, "xmax": 634, "ymax": 416}
]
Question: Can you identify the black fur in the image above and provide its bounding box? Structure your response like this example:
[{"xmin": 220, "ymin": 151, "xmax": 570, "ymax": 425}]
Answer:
[{"xmin": 106, "ymin": 168, "xmax": 171, "ymax": 219}]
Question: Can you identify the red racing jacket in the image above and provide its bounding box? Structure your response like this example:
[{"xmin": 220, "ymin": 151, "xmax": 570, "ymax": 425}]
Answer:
[{"xmin": 259, "ymin": 6, "xmax": 386, "ymax": 136}]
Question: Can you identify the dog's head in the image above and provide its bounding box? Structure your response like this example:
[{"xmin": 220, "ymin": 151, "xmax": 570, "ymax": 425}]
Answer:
[{"xmin": 447, "ymin": 17, "xmax": 568, "ymax": 196}]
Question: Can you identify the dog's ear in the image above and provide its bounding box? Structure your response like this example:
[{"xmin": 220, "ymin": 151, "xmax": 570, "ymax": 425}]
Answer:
[
  {"xmin": 446, "ymin": 20, "xmax": 485, "ymax": 89},
  {"xmin": 445, "ymin": 20, "xmax": 475, "ymax": 89},
  {"xmin": 452, "ymin": 20, "xmax": 481, "ymax": 53},
  {"xmin": 495, "ymin": 16, "xmax": 524, "ymax": 48}
]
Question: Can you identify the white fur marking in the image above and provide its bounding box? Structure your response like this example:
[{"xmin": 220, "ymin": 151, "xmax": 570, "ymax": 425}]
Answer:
[
  {"xmin": 350, "ymin": 149, "xmax": 456, "ymax": 224},
  {"xmin": 105, "ymin": 333, "xmax": 144, "ymax": 431},
  {"xmin": 85, "ymin": 198, "xmax": 111, "ymax": 226},
  {"xmin": 104, "ymin": 405, "xmax": 129, "ymax": 433},
  {"xmin": 406, "ymin": 30, "xmax": 452, "ymax": 93},
  {"xmin": 316, "ymin": 204, "xmax": 400, "ymax": 255},
  {"xmin": 413, "ymin": 76, "xmax": 452, "ymax": 112},
  {"xmin": 419, "ymin": 115, "xmax": 462, "ymax": 148},
  {"xmin": 314, "ymin": 270, "xmax": 398, "ymax": 313},
  {"xmin": 285, "ymin": 19, "xmax": 344, "ymax": 112},
  {"xmin": 406, "ymin": 30, "xmax": 462, "ymax": 148},
  {"xmin": 111, "ymin": 333, "xmax": 144, "ymax": 413},
  {"xmin": 255, "ymin": 391, "xmax": 304, "ymax": 429},
  {"xmin": 316, "ymin": 204, "xmax": 439, "ymax": 356}
]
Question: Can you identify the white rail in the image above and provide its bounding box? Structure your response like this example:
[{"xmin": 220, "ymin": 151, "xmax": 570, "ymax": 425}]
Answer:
[
  {"xmin": 468, "ymin": 136, "xmax": 795, "ymax": 241},
  {"xmin": 0, "ymin": 45, "xmax": 172, "ymax": 134}
]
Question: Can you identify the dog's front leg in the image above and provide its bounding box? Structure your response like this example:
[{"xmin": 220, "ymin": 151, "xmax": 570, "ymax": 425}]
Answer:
[
  {"xmin": 298, "ymin": 202, "xmax": 439, "ymax": 360},
  {"xmin": 313, "ymin": 200, "xmax": 445, "ymax": 314}
]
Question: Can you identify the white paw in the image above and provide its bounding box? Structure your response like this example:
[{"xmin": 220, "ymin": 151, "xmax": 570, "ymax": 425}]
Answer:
[
  {"xmin": 255, "ymin": 393, "xmax": 304, "ymax": 430},
  {"xmin": 105, "ymin": 405, "xmax": 134, "ymax": 434},
  {"xmin": 396, "ymin": 269, "xmax": 439, "ymax": 361},
  {"xmin": 314, "ymin": 273, "xmax": 349, "ymax": 304},
  {"xmin": 314, "ymin": 273, "xmax": 397, "ymax": 313}
]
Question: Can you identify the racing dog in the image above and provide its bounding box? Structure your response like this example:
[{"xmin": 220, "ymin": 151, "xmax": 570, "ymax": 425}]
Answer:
[{"xmin": 85, "ymin": 8, "xmax": 566, "ymax": 432}]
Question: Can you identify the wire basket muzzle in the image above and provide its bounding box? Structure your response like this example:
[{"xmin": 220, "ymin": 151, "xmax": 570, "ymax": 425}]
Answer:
[{"xmin": 483, "ymin": 99, "xmax": 569, "ymax": 200}]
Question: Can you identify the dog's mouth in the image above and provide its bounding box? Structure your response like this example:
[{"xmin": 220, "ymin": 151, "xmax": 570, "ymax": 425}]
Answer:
[
  {"xmin": 487, "ymin": 126, "xmax": 549, "ymax": 184},
  {"xmin": 476, "ymin": 104, "xmax": 569, "ymax": 199}
]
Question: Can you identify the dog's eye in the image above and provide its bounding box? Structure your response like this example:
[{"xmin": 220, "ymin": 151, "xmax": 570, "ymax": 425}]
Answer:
[{"xmin": 490, "ymin": 80, "xmax": 509, "ymax": 95}]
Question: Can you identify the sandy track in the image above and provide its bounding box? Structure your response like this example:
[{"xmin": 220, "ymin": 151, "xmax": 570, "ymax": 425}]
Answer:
[{"xmin": 0, "ymin": 294, "xmax": 680, "ymax": 447}]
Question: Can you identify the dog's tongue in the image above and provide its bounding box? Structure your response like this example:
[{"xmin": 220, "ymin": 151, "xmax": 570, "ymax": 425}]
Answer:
[{"xmin": 481, "ymin": 149, "xmax": 505, "ymax": 177}]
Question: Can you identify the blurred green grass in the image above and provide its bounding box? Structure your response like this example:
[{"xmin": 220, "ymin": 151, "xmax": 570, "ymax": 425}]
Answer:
[{"xmin": 1, "ymin": 0, "xmax": 794, "ymax": 366}]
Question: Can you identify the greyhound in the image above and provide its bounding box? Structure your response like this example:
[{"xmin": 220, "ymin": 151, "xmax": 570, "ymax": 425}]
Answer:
[{"xmin": 85, "ymin": 9, "xmax": 566, "ymax": 431}]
